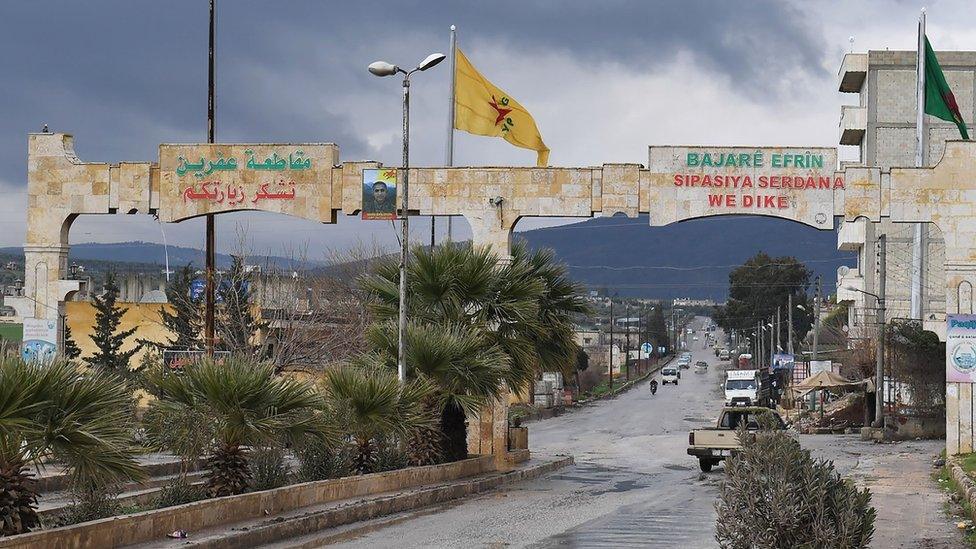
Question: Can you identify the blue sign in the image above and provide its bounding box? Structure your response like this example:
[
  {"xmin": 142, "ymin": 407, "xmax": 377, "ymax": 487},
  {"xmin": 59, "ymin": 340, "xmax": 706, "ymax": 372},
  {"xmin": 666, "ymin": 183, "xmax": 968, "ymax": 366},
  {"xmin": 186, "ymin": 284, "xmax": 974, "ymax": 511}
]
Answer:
[{"xmin": 189, "ymin": 278, "xmax": 250, "ymax": 303}]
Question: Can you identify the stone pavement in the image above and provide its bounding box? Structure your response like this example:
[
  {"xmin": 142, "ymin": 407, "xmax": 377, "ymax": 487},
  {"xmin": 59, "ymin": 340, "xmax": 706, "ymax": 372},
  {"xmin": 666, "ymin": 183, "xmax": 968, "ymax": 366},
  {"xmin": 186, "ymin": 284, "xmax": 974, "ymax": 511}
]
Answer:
[{"xmin": 802, "ymin": 435, "xmax": 966, "ymax": 549}]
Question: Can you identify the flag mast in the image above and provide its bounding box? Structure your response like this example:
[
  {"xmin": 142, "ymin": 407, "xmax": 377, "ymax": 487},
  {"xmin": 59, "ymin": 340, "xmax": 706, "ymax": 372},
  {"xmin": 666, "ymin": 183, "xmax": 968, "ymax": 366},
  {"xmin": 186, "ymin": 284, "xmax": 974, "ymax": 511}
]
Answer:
[
  {"xmin": 445, "ymin": 25, "xmax": 457, "ymax": 242},
  {"xmin": 910, "ymin": 8, "xmax": 926, "ymax": 319}
]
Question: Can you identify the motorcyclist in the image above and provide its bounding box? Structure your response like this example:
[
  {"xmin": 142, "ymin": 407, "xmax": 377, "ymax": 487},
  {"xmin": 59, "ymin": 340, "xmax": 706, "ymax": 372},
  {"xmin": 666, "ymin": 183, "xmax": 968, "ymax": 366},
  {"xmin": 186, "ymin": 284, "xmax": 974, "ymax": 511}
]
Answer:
[{"xmin": 649, "ymin": 378, "xmax": 658, "ymax": 394}]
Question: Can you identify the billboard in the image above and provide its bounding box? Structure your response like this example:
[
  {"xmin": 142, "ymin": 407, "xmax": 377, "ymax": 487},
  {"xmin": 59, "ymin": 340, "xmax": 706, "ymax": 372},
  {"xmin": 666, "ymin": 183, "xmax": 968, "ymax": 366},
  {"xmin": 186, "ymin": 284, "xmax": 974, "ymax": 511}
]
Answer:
[
  {"xmin": 772, "ymin": 353, "xmax": 795, "ymax": 371},
  {"xmin": 947, "ymin": 315, "xmax": 976, "ymax": 382},
  {"xmin": 22, "ymin": 317, "xmax": 58, "ymax": 363},
  {"xmin": 361, "ymin": 168, "xmax": 398, "ymax": 220}
]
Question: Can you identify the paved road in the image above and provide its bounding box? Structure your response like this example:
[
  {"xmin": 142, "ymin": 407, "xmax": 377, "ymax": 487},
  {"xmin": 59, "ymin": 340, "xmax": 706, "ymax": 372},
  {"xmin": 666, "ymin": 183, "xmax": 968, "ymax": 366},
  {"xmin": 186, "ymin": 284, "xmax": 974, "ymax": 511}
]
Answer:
[{"xmin": 335, "ymin": 317, "xmax": 727, "ymax": 548}]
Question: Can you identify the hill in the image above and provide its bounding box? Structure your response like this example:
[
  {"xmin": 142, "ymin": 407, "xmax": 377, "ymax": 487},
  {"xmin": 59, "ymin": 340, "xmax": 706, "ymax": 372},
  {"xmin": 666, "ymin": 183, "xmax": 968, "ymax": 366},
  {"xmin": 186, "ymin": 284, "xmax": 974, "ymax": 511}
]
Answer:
[
  {"xmin": 517, "ymin": 215, "xmax": 855, "ymax": 301},
  {"xmin": 0, "ymin": 217, "xmax": 855, "ymax": 301},
  {"xmin": 0, "ymin": 242, "xmax": 317, "ymax": 272}
]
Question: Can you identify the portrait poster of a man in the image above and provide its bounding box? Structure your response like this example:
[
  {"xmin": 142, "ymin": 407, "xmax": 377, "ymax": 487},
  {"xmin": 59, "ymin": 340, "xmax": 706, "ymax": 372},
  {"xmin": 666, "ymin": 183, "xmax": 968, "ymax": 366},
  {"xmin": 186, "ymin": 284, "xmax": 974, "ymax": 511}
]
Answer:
[{"xmin": 361, "ymin": 168, "xmax": 398, "ymax": 220}]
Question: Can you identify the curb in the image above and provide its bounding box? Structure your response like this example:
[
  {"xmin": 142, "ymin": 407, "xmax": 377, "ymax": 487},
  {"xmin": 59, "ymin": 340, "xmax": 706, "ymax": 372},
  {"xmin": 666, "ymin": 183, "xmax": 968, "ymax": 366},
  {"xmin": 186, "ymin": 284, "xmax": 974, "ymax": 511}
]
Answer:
[
  {"xmin": 948, "ymin": 459, "xmax": 976, "ymax": 517},
  {"xmin": 178, "ymin": 455, "xmax": 575, "ymax": 548}
]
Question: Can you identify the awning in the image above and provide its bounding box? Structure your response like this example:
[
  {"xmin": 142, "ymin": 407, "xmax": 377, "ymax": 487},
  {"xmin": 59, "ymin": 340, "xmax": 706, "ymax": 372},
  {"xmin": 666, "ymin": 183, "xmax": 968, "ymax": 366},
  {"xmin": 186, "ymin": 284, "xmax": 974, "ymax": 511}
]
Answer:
[{"xmin": 790, "ymin": 369, "xmax": 867, "ymax": 398}]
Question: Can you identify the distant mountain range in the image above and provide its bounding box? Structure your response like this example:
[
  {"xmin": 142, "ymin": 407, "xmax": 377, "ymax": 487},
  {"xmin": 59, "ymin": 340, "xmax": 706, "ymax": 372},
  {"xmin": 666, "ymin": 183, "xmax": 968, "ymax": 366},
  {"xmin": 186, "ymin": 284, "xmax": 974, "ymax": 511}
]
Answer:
[
  {"xmin": 0, "ymin": 242, "xmax": 317, "ymax": 271},
  {"xmin": 0, "ymin": 216, "xmax": 855, "ymax": 300},
  {"xmin": 518, "ymin": 215, "xmax": 855, "ymax": 301}
]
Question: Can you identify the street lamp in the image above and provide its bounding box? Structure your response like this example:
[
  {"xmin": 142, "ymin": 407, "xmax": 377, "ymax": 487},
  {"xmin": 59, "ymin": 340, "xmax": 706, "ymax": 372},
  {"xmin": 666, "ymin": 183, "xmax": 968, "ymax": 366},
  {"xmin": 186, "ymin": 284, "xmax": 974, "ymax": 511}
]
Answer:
[
  {"xmin": 369, "ymin": 51, "xmax": 446, "ymax": 383},
  {"xmin": 845, "ymin": 285, "xmax": 885, "ymax": 427}
]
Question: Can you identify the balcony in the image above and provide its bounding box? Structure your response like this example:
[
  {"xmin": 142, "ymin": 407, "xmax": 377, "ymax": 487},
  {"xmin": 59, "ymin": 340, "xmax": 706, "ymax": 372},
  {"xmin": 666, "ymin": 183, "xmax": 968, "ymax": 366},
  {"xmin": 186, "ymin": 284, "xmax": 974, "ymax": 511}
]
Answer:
[
  {"xmin": 838, "ymin": 53, "xmax": 867, "ymax": 93},
  {"xmin": 839, "ymin": 105, "xmax": 866, "ymax": 145},
  {"xmin": 837, "ymin": 219, "xmax": 866, "ymax": 252},
  {"xmin": 836, "ymin": 266, "xmax": 865, "ymax": 304}
]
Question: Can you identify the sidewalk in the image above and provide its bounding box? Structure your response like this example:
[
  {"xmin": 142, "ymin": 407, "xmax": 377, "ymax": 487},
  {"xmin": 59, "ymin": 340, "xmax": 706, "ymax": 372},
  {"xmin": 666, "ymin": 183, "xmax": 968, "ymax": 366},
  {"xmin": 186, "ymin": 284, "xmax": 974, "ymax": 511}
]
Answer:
[{"xmin": 801, "ymin": 435, "xmax": 965, "ymax": 549}]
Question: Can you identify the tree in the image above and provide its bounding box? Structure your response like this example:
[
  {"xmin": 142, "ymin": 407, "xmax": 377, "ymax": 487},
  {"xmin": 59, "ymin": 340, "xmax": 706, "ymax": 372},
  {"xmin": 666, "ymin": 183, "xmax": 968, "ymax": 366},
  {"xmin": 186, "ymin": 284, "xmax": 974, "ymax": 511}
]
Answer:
[
  {"xmin": 358, "ymin": 243, "xmax": 589, "ymax": 461},
  {"xmin": 151, "ymin": 263, "xmax": 202, "ymax": 350},
  {"xmin": 713, "ymin": 253, "xmax": 814, "ymax": 351},
  {"xmin": 85, "ymin": 272, "xmax": 141, "ymax": 377},
  {"xmin": 647, "ymin": 307, "xmax": 669, "ymax": 355},
  {"xmin": 323, "ymin": 364, "xmax": 435, "ymax": 473},
  {"xmin": 62, "ymin": 324, "xmax": 81, "ymax": 360},
  {"xmin": 887, "ymin": 320, "xmax": 945, "ymax": 412},
  {"xmin": 364, "ymin": 320, "xmax": 510, "ymax": 462},
  {"xmin": 143, "ymin": 358, "xmax": 327, "ymax": 498},
  {"xmin": 216, "ymin": 256, "xmax": 267, "ymax": 357},
  {"xmin": 0, "ymin": 359, "xmax": 143, "ymax": 536}
]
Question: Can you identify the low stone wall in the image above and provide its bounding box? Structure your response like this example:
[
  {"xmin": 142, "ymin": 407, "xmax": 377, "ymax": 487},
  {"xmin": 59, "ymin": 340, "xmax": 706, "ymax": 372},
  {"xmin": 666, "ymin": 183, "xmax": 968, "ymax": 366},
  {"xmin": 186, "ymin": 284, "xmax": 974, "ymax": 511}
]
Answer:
[
  {"xmin": 0, "ymin": 455, "xmax": 494, "ymax": 549},
  {"xmin": 885, "ymin": 415, "xmax": 946, "ymax": 440},
  {"xmin": 948, "ymin": 458, "xmax": 976, "ymax": 520}
]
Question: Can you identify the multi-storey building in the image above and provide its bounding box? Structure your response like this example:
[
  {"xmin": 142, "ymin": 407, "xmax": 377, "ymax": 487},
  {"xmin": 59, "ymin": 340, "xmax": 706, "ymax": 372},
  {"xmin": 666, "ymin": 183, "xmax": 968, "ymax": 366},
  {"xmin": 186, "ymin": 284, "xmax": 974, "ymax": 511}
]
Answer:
[{"xmin": 836, "ymin": 50, "xmax": 976, "ymax": 341}]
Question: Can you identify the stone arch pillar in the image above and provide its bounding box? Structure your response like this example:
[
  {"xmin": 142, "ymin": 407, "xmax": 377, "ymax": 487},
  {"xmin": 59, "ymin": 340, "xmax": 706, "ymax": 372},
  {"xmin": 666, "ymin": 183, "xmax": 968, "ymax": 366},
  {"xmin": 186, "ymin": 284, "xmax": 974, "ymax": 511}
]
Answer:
[
  {"xmin": 465, "ymin": 212, "xmax": 518, "ymax": 468},
  {"xmin": 946, "ymin": 263, "xmax": 976, "ymax": 454}
]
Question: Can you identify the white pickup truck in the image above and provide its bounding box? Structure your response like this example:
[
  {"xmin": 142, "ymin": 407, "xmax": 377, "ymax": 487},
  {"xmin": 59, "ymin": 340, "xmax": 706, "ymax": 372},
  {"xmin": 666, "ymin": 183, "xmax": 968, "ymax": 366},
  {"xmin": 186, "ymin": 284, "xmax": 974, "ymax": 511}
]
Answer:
[{"xmin": 687, "ymin": 407, "xmax": 786, "ymax": 472}]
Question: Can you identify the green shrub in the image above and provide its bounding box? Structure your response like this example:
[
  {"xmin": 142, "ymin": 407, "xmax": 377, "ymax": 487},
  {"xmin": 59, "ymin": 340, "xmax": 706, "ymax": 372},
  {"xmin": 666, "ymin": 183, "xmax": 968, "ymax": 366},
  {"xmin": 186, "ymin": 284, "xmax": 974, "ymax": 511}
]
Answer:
[
  {"xmin": 51, "ymin": 483, "xmax": 122, "ymax": 528},
  {"xmin": 297, "ymin": 440, "xmax": 355, "ymax": 482},
  {"xmin": 249, "ymin": 447, "xmax": 291, "ymax": 491},
  {"xmin": 715, "ymin": 415, "xmax": 876, "ymax": 548},
  {"xmin": 153, "ymin": 476, "xmax": 206, "ymax": 509},
  {"xmin": 372, "ymin": 437, "xmax": 408, "ymax": 473}
]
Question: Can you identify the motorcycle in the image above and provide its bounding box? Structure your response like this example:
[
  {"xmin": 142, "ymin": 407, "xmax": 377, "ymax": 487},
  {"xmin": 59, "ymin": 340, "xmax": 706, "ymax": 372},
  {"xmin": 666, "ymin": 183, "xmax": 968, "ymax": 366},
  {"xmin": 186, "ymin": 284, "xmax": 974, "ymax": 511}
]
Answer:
[{"xmin": 649, "ymin": 379, "xmax": 658, "ymax": 395}]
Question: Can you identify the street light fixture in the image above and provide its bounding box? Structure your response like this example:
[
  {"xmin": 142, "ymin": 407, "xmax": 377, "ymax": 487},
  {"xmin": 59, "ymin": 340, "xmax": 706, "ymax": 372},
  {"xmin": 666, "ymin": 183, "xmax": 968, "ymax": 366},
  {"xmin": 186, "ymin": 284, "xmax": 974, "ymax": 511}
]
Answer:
[
  {"xmin": 845, "ymin": 285, "xmax": 885, "ymax": 427},
  {"xmin": 369, "ymin": 51, "xmax": 446, "ymax": 383}
]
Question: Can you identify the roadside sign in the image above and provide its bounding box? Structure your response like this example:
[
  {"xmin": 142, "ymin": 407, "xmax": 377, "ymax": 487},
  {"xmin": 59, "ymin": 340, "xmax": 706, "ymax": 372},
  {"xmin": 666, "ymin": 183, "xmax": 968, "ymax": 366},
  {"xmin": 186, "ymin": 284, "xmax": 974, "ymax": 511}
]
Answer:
[
  {"xmin": 22, "ymin": 317, "xmax": 57, "ymax": 363},
  {"xmin": 948, "ymin": 315, "xmax": 976, "ymax": 382},
  {"xmin": 640, "ymin": 342, "xmax": 653, "ymax": 358}
]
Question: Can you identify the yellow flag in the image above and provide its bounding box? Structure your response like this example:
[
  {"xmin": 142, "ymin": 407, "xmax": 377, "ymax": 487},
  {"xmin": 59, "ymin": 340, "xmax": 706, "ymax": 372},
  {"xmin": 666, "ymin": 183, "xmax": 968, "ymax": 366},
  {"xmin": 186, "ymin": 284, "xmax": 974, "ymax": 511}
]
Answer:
[{"xmin": 453, "ymin": 48, "xmax": 550, "ymax": 166}]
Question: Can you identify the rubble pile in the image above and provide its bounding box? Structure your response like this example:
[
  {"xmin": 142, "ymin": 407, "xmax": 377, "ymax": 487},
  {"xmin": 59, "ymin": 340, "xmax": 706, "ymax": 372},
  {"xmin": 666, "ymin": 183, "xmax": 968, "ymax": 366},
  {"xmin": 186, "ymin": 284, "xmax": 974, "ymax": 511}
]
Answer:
[{"xmin": 791, "ymin": 392, "xmax": 865, "ymax": 434}]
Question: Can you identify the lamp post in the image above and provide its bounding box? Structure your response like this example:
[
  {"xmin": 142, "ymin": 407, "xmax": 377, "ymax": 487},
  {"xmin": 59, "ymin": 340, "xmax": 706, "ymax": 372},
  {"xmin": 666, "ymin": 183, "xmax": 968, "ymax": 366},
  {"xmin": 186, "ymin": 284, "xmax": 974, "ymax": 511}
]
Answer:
[
  {"xmin": 845, "ymin": 285, "xmax": 885, "ymax": 427},
  {"xmin": 369, "ymin": 52, "xmax": 446, "ymax": 382}
]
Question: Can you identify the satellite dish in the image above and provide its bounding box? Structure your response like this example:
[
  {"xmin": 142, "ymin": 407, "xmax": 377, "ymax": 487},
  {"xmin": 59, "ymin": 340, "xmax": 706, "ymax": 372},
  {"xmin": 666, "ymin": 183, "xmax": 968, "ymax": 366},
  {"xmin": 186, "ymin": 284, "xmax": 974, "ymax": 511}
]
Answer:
[{"xmin": 838, "ymin": 266, "xmax": 850, "ymax": 276}]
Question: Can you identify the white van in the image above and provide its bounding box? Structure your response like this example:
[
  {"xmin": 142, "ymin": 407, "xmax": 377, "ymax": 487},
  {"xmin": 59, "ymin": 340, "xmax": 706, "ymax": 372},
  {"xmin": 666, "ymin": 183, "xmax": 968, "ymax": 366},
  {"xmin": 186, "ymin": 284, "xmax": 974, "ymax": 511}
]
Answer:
[
  {"xmin": 725, "ymin": 369, "xmax": 760, "ymax": 406},
  {"xmin": 661, "ymin": 367, "xmax": 679, "ymax": 385}
]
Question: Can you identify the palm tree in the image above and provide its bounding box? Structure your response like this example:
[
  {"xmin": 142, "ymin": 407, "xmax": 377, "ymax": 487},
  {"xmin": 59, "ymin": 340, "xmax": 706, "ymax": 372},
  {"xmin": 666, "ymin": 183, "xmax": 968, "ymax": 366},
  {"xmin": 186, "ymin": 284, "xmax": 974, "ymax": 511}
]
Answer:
[
  {"xmin": 0, "ymin": 359, "xmax": 143, "ymax": 536},
  {"xmin": 358, "ymin": 242, "xmax": 589, "ymax": 460},
  {"xmin": 500, "ymin": 243, "xmax": 590, "ymax": 387},
  {"xmin": 144, "ymin": 358, "xmax": 328, "ymax": 497},
  {"xmin": 365, "ymin": 320, "xmax": 509, "ymax": 461},
  {"xmin": 322, "ymin": 364, "xmax": 435, "ymax": 474}
]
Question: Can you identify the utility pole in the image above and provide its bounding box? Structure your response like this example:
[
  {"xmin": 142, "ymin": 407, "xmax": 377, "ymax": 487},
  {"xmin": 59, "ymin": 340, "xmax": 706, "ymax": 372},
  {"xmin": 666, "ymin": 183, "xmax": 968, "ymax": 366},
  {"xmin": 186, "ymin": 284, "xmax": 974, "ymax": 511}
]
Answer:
[
  {"xmin": 788, "ymin": 293, "xmax": 794, "ymax": 355},
  {"xmin": 756, "ymin": 319, "xmax": 766, "ymax": 368},
  {"xmin": 609, "ymin": 297, "xmax": 614, "ymax": 395},
  {"xmin": 812, "ymin": 276, "xmax": 821, "ymax": 361},
  {"xmin": 768, "ymin": 315, "xmax": 773, "ymax": 368},
  {"xmin": 637, "ymin": 305, "xmax": 643, "ymax": 375},
  {"xmin": 776, "ymin": 306, "xmax": 781, "ymax": 353},
  {"xmin": 625, "ymin": 300, "xmax": 631, "ymax": 381},
  {"xmin": 874, "ymin": 234, "xmax": 887, "ymax": 427},
  {"xmin": 204, "ymin": 0, "xmax": 217, "ymax": 358}
]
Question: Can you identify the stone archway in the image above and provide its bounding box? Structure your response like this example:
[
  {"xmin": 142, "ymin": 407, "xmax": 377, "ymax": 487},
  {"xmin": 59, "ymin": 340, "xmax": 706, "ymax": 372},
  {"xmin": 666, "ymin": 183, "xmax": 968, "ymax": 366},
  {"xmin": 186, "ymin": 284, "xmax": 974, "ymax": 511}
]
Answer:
[{"xmin": 25, "ymin": 132, "xmax": 976, "ymax": 460}]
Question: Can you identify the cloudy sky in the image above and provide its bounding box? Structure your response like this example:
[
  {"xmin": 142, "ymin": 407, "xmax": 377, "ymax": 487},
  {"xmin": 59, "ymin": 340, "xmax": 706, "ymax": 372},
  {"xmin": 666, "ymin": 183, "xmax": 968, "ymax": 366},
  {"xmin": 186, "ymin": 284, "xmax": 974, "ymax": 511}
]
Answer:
[{"xmin": 2, "ymin": 0, "xmax": 973, "ymax": 260}]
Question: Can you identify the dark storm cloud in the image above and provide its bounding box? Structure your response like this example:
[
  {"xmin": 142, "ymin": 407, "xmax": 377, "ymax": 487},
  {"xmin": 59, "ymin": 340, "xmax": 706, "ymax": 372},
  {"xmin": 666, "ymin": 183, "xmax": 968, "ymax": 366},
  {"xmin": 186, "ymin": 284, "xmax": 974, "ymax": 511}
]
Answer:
[{"xmin": 0, "ymin": 0, "xmax": 825, "ymax": 188}]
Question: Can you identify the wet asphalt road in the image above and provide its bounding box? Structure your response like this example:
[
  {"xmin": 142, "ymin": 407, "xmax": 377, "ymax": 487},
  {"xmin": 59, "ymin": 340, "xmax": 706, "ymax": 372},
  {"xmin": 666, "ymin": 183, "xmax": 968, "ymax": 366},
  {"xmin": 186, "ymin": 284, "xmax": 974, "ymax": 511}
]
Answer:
[{"xmin": 334, "ymin": 317, "xmax": 728, "ymax": 548}]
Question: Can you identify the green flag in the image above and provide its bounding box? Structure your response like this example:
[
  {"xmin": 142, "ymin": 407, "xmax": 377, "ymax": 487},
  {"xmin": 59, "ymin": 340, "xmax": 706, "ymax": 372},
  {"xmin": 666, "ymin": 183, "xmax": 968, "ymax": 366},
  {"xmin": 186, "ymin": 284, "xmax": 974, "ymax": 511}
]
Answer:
[{"xmin": 924, "ymin": 36, "xmax": 970, "ymax": 139}]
